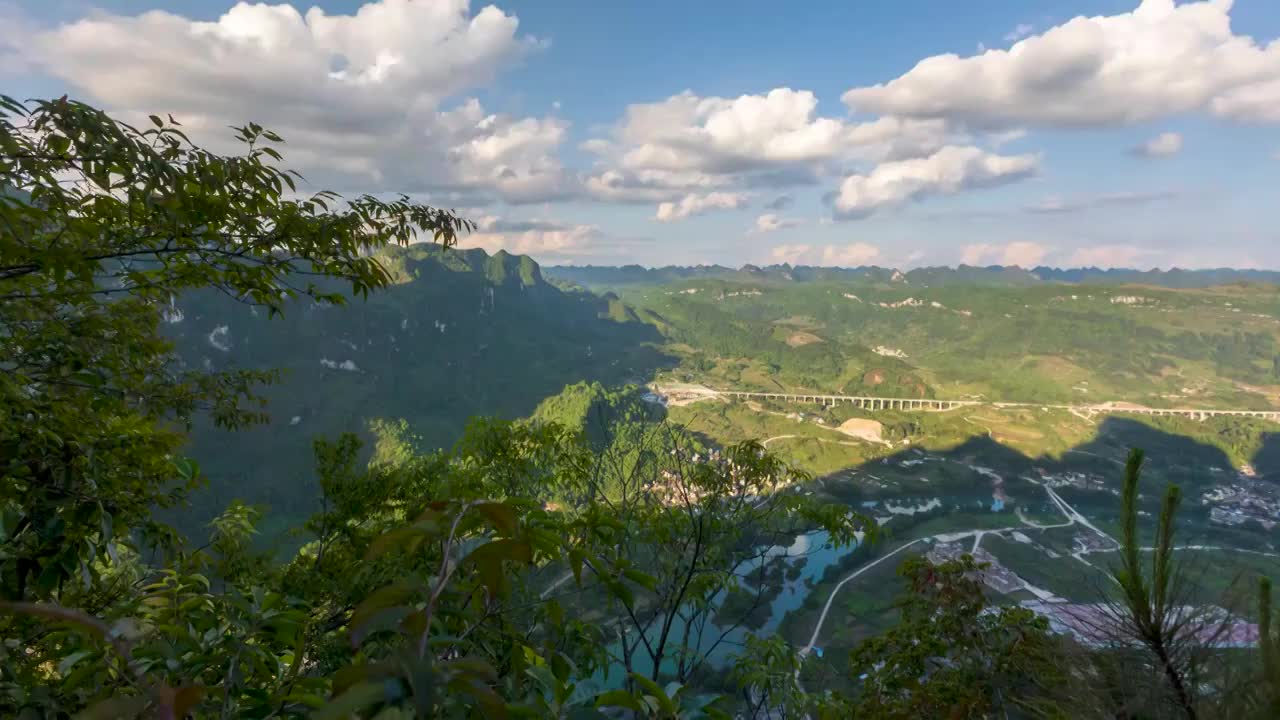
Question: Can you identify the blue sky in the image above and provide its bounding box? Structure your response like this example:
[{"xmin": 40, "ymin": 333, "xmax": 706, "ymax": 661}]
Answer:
[{"xmin": 3, "ymin": 0, "xmax": 1279, "ymax": 268}]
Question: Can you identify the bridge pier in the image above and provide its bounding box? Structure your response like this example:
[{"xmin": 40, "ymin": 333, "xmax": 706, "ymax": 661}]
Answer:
[{"xmin": 708, "ymin": 390, "xmax": 1280, "ymax": 423}]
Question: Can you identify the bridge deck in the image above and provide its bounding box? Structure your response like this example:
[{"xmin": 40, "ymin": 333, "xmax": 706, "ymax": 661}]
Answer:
[{"xmin": 708, "ymin": 389, "xmax": 1280, "ymax": 421}]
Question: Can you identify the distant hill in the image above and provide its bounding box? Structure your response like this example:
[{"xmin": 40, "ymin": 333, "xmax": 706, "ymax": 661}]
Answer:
[
  {"xmin": 1028, "ymin": 266, "xmax": 1280, "ymax": 288},
  {"xmin": 529, "ymin": 381, "xmax": 662, "ymax": 450},
  {"xmin": 169, "ymin": 244, "xmax": 673, "ymax": 521},
  {"xmin": 546, "ymin": 263, "xmax": 1280, "ymax": 289}
]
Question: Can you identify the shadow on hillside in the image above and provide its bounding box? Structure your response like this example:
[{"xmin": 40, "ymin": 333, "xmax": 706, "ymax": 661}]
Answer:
[
  {"xmin": 784, "ymin": 417, "xmax": 1278, "ymax": 693},
  {"xmin": 824, "ymin": 418, "xmax": 1238, "ymax": 488},
  {"xmin": 173, "ymin": 266, "xmax": 677, "ymax": 524},
  {"xmin": 1249, "ymin": 432, "xmax": 1280, "ymax": 481},
  {"xmin": 815, "ymin": 417, "xmax": 1272, "ymax": 547}
]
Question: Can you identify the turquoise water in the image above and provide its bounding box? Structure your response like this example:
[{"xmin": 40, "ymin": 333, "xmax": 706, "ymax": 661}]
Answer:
[
  {"xmin": 585, "ymin": 530, "xmax": 861, "ymax": 690},
  {"xmin": 582, "ymin": 495, "xmax": 1014, "ymax": 693}
]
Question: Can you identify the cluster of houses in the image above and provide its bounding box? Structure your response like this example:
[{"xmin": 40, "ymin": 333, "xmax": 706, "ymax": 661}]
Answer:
[
  {"xmin": 1202, "ymin": 478, "xmax": 1280, "ymax": 531},
  {"xmin": 1020, "ymin": 600, "xmax": 1259, "ymax": 649},
  {"xmin": 925, "ymin": 538, "xmax": 1260, "ymax": 649}
]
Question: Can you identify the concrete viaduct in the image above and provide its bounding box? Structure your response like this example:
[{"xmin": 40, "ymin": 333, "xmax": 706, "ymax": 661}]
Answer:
[
  {"xmin": 720, "ymin": 391, "xmax": 978, "ymax": 412},
  {"xmin": 715, "ymin": 390, "xmax": 1280, "ymax": 422}
]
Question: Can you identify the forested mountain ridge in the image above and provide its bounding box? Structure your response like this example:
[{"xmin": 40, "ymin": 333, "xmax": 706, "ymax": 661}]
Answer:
[
  {"xmin": 547, "ymin": 262, "xmax": 1280, "ymax": 290},
  {"xmin": 606, "ymin": 274, "xmax": 1280, "ymax": 410},
  {"xmin": 169, "ymin": 244, "xmax": 673, "ymax": 520},
  {"xmin": 173, "ymin": 245, "xmax": 1280, "ymax": 525},
  {"xmin": 6, "ymin": 97, "xmax": 1279, "ymax": 719}
]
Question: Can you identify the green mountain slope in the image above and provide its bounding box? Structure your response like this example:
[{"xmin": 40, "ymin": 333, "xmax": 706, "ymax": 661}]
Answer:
[
  {"xmin": 611, "ymin": 277, "xmax": 1280, "ymax": 408},
  {"xmin": 546, "ymin": 263, "xmax": 1280, "ymax": 290},
  {"xmin": 168, "ymin": 245, "xmax": 673, "ymax": 519},
  {"xmin": 529, "ymin": 381, "xmax": 662, "ymax": 450}
]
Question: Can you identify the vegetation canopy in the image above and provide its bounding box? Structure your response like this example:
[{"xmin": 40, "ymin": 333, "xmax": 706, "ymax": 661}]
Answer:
[{"xmin": 1, "ymin": 96, "xmax": 1278, "ymax": 720}]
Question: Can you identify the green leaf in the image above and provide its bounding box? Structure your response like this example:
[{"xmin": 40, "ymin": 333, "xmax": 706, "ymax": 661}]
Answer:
[
  {"xmin": 366, "ymin": 525, "xmax": 430, "ymax": 559},
  {"xmin": 630, "ymin": 672, "xmax": 675, "ymax": 715},
  {"xmin": 526, "ymin": 664, "xmax": 558, "ymax": 698},
  {"xmin": 74, "ymin": 696, "xmax": 147, "ymax": 720},
  {"xmin": 622, "ymin": 568, "xmax": 658, "ymax": 592},
  {"xmin": 349, "ymin": 581, "xmax": 417, "ymax": 637},
  {"xmin": 474, "ymin": 501, "xmax": 519, "ymax": 536},
  {"xmin": 568, "ymin": 548, "xmax": 586, "ymax": 584},
  {"xmin": 595, "ymin": 689, "xmax": 644, "ymax": 712},
  {"xmin": 466, "ymin": 539, "xmax": 533, "ymax": 599},
  {"xmin": 56, "ymin": 649, "xmax": 97, "ymax": 675},
  {"xmin": 280, "ymin": 692, "xmax": 326, "ymax": 708},
  {"xmin": 550, "ymin": 651, "xmax": 574, "ymax": 685},
  {"xmin": 349, "ymin": 606, "xmax": 413, "ymax": 647},
  {"xmin": 605, "ymin": 578, "xmax": 635, "ymax": 608},
  {"xmin": 314, "ymin": 681, "xmax": 386, "ymax": 720},
  {"xmin": 172, "ymin": 457, "xmax": 199, "ymax": 482}
]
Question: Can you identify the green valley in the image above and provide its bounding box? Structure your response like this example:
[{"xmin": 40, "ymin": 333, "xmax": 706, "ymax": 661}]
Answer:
[
  {"xmin": 7, "ymin": 94, "xmax": 1280, "ymax": 719},
  {"xmin": 164, "ymin": 249, "xmax": 1280, "ymax": 711}
]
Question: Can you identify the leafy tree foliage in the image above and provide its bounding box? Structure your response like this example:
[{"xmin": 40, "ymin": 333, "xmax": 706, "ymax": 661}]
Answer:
[
  {"xmin": 729, "ymin": 635, "xmax": 807, "ymax": 719},
  {"xmin": 0, "ymin": 95, "xmax": 471, "ymax": 606},
  {"xmin": 575, "ymin": 432, "xmax": 871, "ymax": 688},
  {"xmin": 836, "ymin": 555, "xmax": 1063, "ymax": 719},
  {"xmin": 1065, "ymin": 449, "xmax": 1273, "ymax": 719},
  {"xmin": 1262, "ymin": 577, "xmax": 1280, "ymax": 715},
  {"xmin": 4, "ymin": 96, "xmax": 1277, "ymax": 720},
  {"xmin": 529, "ymin": 382, "xmax": 661, "ymax": 451}
]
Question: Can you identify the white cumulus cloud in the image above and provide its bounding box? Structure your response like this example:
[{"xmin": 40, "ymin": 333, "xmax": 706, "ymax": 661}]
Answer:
[
  {"xmin": 752, "ymin": 213, "xmax": 802, "ymax": 234},
  {"xmin": 1212, "ymin": 78, "xmax": 1280, "ymax": 122},
  {"xmin": 833, "ymin": 146, "xmax": 1039, "ymax": 219},
  {"xmin": 1067, "ymin": 244, "xmax": 1154, "ymax": 267},
  {"xmin": 582, "ymin": 88, "xmax": 958, "ymax": 203},
  {"xmin": 615, "ymin": 88, "xmax": 847, "ymax": 171},
  {"xmin": 960, "ymin": 241, "xmax": 1050, "ymax": 267},
  {"xmin": 769, "ymin": 243, "xmax": 881, "ymax": 266},
  {"xmin": 459, "ymin": 214, "xmax": 655, "ymax": 264},
  {"xmin": 8, "ymin": 0, "xmax": 574, "ymax": 204},
  {"xmin": 843, "ymin": 0, "xmax": 1280, "ymax": 129},
  {"xmin": 1003, "ymin": 23, "xmax": 1035, "ymax": 43},
  {"xmin": 463, "ymin": 216, "xmax": 599, "ymax": 258},
  {"xmin": 654, "ymin": 192, "xmax": 747, "ymax": 222},
  {"xmin": 1132, "ymin": 131, "xmax": 1183, "ymax": 157}
]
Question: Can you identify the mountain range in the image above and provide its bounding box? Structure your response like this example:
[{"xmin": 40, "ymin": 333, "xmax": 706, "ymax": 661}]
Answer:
[
  {"xmin": 546, "ymin": 263, "xmax": 1280, "ymax": 289},
  {"xmin": 168, "ymin": 244, "xmax": 671, "ymax": 521},
  {"xmin": 169, "ymin": 245, "xmax": 1280, "ymax": 526}
]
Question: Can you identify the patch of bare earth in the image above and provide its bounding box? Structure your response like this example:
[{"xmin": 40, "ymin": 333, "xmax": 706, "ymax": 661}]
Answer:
[
  {"xmin": 1098, "ymin": 401, "xmax": 1150, "ymax": 411},
  {"xmin": 653, "ymin": 383, "xmax": 719, "ymax": 407},
  {"xmin": 837, "ymin": 418, "xmax": 885, "ymax": 444},
  {"xmin": 786, "ymin": 332, "xmax": 823, "ymax": 347},
  {"xmin": 1234, "ymin": 381, "xmax": 1280, "ymax": 403}
]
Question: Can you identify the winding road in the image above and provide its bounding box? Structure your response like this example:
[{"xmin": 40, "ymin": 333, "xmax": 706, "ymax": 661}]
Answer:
[
  {"xmin": 796, "ymin": 478, "xmax": 1093, "ymax": 663},
  {"xmin": 796, "ymin": 539, "xmax": 923, "ymax": 659}
]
